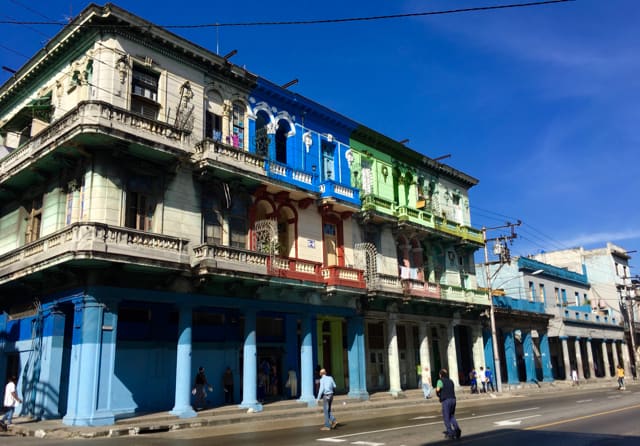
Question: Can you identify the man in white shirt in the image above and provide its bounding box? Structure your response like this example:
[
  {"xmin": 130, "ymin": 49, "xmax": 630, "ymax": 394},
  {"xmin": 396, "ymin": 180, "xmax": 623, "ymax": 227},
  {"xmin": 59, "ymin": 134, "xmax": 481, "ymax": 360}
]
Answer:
[
  {"xmin": 1, "ymin": 376, "xmax": 22, "ymax": 429},
  {"xmin": 477, "ymin": 367, "xmax": 487, "ymax": 393}
]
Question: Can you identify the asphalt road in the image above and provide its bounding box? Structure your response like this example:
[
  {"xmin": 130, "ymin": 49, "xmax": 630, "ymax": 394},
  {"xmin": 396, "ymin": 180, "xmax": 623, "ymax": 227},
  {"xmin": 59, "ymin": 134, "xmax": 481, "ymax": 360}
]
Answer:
[{"xmin": 2, "ymin": 387, "xmax": 639, "ymax": 445}]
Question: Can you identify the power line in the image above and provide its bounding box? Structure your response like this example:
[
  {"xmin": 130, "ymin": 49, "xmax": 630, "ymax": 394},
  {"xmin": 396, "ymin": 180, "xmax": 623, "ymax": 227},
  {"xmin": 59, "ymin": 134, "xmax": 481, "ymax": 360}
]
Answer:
[{"xmin": 0, "ymin": 1, "xmax": 576, "ymax": 28}]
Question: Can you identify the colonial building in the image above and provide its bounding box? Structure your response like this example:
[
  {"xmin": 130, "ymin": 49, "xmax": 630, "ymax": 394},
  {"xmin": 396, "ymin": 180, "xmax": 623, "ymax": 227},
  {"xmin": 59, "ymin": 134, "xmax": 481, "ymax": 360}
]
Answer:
[
  {"xmin": 0, "ymin": 4, "xmax": 487, "ymax": 426},
  {"xmin": 479, "ymin": 256, "xmax": 626, "ymax": 387}
]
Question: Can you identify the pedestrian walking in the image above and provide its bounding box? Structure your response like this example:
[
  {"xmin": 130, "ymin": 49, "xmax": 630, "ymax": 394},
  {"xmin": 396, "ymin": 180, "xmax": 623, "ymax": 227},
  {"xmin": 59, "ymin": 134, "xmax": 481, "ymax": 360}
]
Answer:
[
  {"xmin": 421, "ymin": 366, "xmax": 433, "ymax": 399},
  {"xmin": 616, "ymin": 364, "xmax": 625, "ymax": 390},
  {"xmin": 485, "ymin": 366, "xmax": 495, "ymax": 392},
  {"xmin": 192, "ymin": 366, "xmax": 212, "ymax": 410},
  {"xmin": 436, "ymin": 368, "xmax": 461, "ymax": 440},
  {"xmin": 571, "ymin": 368, "xmax": 579, "ymax": 386},
  {"xmin": 316, "ymin": 368, "xmax": 338, "ymax": 431},
  {"xmin": 478, "ymin": 367, "xmax": 487, "ymax": 393},
  {"xmin": 0, "ymin": 376, "xmax": 21, "ymax": 430}
]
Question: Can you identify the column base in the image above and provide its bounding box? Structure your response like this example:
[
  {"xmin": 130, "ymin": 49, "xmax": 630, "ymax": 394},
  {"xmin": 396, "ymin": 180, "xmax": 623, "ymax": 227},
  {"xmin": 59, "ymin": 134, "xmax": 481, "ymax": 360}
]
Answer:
[
  {"xmin": 169, "ymin": 405, "xmax": 197, "ymax": 419},
  {"xmin": 388, "ymin": 389, "xmax": 404, "ymax": 398},
  {"xmin": 298, "ymin": 395, "xmax": 317, "ymax": 407},
  {"xmin": 347, "ymin": 390, "xmax": 370, "ymax": 400},
  {"xmin": 63, "ymin": 410, "xmax": 115, "ymax": 426},
  {"xmin": 239, "ymin": 401, "xmax": 263, "ymax": 412}
]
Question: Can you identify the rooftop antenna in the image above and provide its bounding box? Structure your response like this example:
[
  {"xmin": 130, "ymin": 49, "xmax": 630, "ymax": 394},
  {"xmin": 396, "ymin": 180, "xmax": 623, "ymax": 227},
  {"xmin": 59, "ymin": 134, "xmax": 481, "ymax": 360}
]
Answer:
[
  {"xmin": 223, "ymin": 49, "xmax": 238, "ymax": 61},
  {"xmin": 281, "ymin": 79, "xmax": 299, "ymax": 89},
  {"xmin": 216, "ymin": 23, "xmax": 219, "ymax": 55},
  {"xmin": 433, "ymin": 154, "xmax": 452, "ymax": 162},
  {"xmin": 398, "ymin": 139, "xmax": 409, "ymax": 144}
]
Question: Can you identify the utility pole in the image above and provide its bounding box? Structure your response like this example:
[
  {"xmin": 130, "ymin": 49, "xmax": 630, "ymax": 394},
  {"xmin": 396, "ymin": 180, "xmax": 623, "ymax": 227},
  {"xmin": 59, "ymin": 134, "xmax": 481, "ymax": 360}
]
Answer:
[
  {"xmin": 482, "ymin": 221, "xmax": 520, "ymax": 393},
  {"xmin": 623, "ymin": 275, "xmax": 639, "ymax": 375}
]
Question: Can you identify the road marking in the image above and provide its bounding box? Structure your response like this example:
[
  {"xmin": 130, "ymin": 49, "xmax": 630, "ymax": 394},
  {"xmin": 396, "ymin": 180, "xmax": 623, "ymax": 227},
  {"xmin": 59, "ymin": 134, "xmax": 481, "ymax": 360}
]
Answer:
[
  {"xmin": 352, "ymin": 442, "xmax": 385, "ymax": 446},
  {"xmin": 494, "ymin": 414, "xmax": 541, "ymax": 426},
  {"xmin": 316, "ymin": 407, "xmax": 540, "ymax": 441},
  {"xmin": 317, "ymin": 439, "xmax": 346, "ymax": 443},
  {"xmin": 525, "ymin": 403, "xmax": 640, "ymax": 431},
  {"xmin": 575, "ymin": 399, "xmax": 592, "ymax": 403},
  {"xmin": 409, "ymin": 415, "xmax": 437, "ymax": 420}
]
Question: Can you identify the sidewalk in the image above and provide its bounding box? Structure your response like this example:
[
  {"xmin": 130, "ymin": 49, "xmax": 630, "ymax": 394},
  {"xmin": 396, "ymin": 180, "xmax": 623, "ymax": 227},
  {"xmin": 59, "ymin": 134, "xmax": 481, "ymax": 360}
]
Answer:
[{"xmin": 3, "ymin": 378, "xmax": 633, "ymax": 439}]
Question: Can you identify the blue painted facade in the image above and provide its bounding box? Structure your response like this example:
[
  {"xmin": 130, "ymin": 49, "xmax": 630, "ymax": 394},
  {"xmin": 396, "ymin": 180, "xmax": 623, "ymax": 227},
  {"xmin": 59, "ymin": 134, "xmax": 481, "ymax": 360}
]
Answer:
[{"xmin": 248, "ymin": 78, "xmax": 360, "ymax": 207}]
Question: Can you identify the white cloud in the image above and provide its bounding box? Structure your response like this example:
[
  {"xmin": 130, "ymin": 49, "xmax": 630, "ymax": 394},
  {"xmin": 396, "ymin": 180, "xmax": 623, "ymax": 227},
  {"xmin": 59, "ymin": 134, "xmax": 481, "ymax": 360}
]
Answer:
[{"xmin": 561, "ymin": 230, "xmax": 640, "ymax": 248}]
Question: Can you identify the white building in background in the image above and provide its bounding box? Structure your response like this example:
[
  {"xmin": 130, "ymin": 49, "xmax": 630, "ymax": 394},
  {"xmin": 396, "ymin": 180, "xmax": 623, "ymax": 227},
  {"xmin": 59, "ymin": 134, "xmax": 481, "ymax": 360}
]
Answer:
[{"xmin": 531, "ymin": 243, "xmax": 638, "ymax": 373}]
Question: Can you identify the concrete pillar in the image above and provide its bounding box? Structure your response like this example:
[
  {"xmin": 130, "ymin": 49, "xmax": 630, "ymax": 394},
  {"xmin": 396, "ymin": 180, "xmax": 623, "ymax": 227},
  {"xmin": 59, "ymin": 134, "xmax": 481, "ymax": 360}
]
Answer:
[
  {"xmin": 472, "ymin": 324, "xmax": 485, "ymax": 370},
  {"xmin": 330, "ymin": 319, "xmax": 345, "ymax": 390},
  {"xmin": 63, "ymin": 298, "xmax": 117, "ymax": 426},
  {"xmin": 239, "ymin": 309, "xmax": 262, "ymax": 411},
  {"xmin": 347, "ymin": 316, "xmax": 369, "ymax": 400},
  {"xmin": 299, "ymin": 314, "xmax": 316, "ymax": 406},
  {"xmin": 621, "ymin": 342, "xmax": 632, "ymax": 377},
  {"xmin": 504, "ymin": 330, "xmax": 519, "ymax": 385},
  {"xmin": 561, "ymin": 337, "xmax": 571, "ymax": 381},
  {"xmin": 523, "ymin": 331, "xmax": 537, "ymax": 383},
  {"xmin": 387, "ymin": 314, "xmax": 402, "ymax": 395},
  {"xmin": 612, "ymin": 341, "xmax": 620, "ymax": 371},
  {"xmin": 602, "ymin": 340, "xmax": 611, "ymax": 377},
  {"xmin": 419, "ymin": 322, "xmax": 433, "ymax": 381},
  {"xmin": 540, "ymin": 332, "xmax": 553, "ymax": 381},
  {"xmin": 446, "ymin": 322, "xmax": 460, "ymax": 387},
  {"xmin": 575, "ymin": 338, "xmax": 584, "ymax": 380},
  {"xmin": 34, "ymin": 308, "xmax": 65, "ymax": 419},
  {"xmin": 170, "ymin": 304, "xmax": 197, "ymax": 419},
  {"xmin": 586, "ymin": 339, "xmax": 595, "ymax": 379}
]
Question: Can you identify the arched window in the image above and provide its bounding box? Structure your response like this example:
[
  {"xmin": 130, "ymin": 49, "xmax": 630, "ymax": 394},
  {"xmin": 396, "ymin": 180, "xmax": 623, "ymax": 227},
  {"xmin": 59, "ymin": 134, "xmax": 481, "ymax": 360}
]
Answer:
[
  {"xmin": 255, "ymin": 111, "xmax": 270, "ymax": 157},
  {"xmin": 275, "ymin": 119, "xmax": 290, "ymax": 163}
]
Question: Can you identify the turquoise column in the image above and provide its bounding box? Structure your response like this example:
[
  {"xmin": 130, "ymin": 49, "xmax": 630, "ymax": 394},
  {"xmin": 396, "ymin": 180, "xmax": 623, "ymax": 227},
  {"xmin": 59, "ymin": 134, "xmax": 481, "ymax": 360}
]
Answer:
[
  {"xmin": 239, "ymin": 309, "xmax": 262, "ymax": 412},
  {"xmin": 170, "ymin": 304, "xmax": 196, "ymax": 418},
  {"xmin": 35, "ymin": 308, "xmax": 65, "ymax": 419},
  {"xmin": 298, "ymin": 314, "xmax": 316, "ymax": 406},
  {"xmin": 347, "ymin": 316, "xmax": 369, "ymax": 400},
  {"xmin": 540, "ymin": 332, "xmax": 554, "ymax": 381},
  {"xmin": 483, "ymin": 328, "xmax": 496, "ymax": 373},
  {"xmin": 62, "ymin": 297, "xmax": 115, "ymax": 426},
  {"xmin": 504, "ymin": 330, "xmax": 519, "ymax": 385},
  {"xmin": 523, "ymin": 331, "xmax": 536, "ymax": 383}
]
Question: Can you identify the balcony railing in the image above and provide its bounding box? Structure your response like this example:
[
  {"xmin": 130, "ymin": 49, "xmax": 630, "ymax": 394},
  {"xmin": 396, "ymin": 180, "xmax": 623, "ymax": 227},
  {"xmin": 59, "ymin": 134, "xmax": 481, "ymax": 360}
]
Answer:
[
  {"xmin": 441, "ymin": 285, "xmax": 489, "ymax": 305},
  {"xmin": 492, "ymin": 295, "xmax": 546, "ymax": 314},
  {"xmin": 321, "ymin": 265, "xmax": 366, "ymax": 289},
  {"xmin": 1, "ymin": 101, "xmax": 190, "ymax": 182},
  {"xmin": 191, "ymin": 244, "xmax": 269, "ymax": 275},
  {"xmin": 193, "ymin": 138, "xmax": 266, "ymax": 177},
  {"xmin": 0, "ymin": 223, "xmax": 190, "ymax": 285},
  {"xmin": 401, "ymin": 279, "xmax": 441, "ymax": 299},
  {"xmin": 361, "ymin": 194, "xmax": 395, "ymax": 216},
  {"xmin": 269, "ymin": 257, "xmax": 323, "ymax": 283},
  {"xmin": 319, "ymin": 180, "xmax": 360, "ymax": 206},
  {"xmin": 264, "ymin": 159, "xmax": 315, "ymax": 189}
]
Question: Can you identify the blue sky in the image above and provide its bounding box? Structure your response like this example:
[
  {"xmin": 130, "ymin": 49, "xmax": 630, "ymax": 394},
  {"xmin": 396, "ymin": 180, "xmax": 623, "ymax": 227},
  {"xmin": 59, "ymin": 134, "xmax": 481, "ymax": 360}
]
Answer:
[{"xmin": 1, "ymin": 0, "xmax": 639, "ymax": 271}]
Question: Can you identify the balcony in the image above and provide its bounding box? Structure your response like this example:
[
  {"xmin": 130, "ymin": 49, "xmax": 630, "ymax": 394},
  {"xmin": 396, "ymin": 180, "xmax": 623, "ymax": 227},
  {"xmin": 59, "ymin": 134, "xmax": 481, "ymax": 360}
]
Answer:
[
  {"xmin": 264, "ymin": 159, "xmax": 315, "ymax": 190},
  {"xmin": 321, "ymin": 265, "xmax": 366, "ymax": 289},
  {"xmin": 401, "ymin": 278, "xmax": 441, "ymax": 299},
  {"xmin": 191, "ymin": 244, "xmax": 269, "ymax": 276},
  {"xmin": 319, "ymin": 180, "xmax": 360, "ymax": 207},
  {"xmin": 492, "ymin": 295, "xmax": 546, "ymax": 314},
  {"xmin": 0, "ymin": 223, "xmax": 190, "ymax": 285},
  {"xmin": 193, "ymin": 138, "xmax": 266, "ymax": 178},
  {"xmin": 1, "ymin": 101, "xmax": 190, "ymax": 184},
  {"xmin": 441, "ymin": 285, "xmax": 489, "ymax": 306},
  {"xmin": 269, "ymin": 257, "xmax": 323, "ymax": 283},
  {"xmin": 361, "ymin": 194, "xmax": 395, "ymax": 217}
]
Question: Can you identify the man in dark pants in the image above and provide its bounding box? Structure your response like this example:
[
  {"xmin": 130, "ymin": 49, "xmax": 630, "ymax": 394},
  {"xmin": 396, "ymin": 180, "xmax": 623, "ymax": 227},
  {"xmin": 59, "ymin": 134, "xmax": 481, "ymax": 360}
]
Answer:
[{"xmin": 436, "ymin": 368, "xmax": 461, "ymax": 440}]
